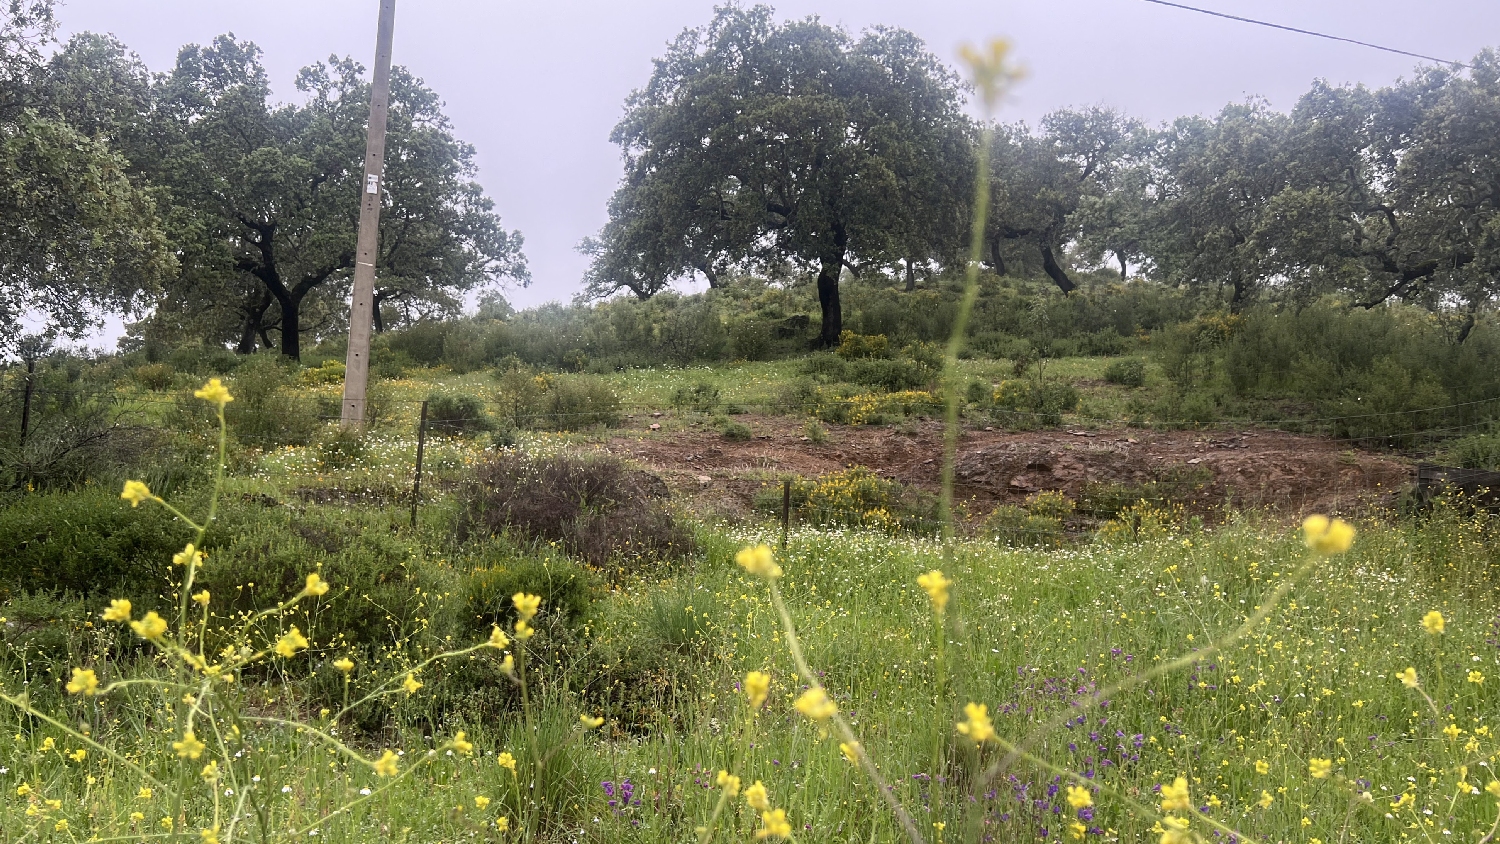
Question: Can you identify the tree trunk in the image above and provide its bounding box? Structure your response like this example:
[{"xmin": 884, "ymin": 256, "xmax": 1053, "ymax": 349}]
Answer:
[
  {"xmin": 1040, "ymin": 245, "xmax": 1076, "ymax": 293},
  {"xmin": 236, "ymin": 292, "xmax": 273, "ymax": 355},
  {"xmin": 904, "ymin": 259, "xmax": 917, "ymax": 292},
  {"xmin": 817, "ymin": 255, "xmax": 844, "ymax": 348},
  {"xmin": 1228, "ymin": 277, "xmax": 1248, "ymax": 314},
  {"xmin": 696, "ymin": 262, "xmax": 721, "ymax": 289},
  {"xmin": 1117, "ymin": 251, "xmax": 1128, "ymax": 279},
  {"xmin": 372, "ymin": 292, "xmax": 387, "ymax": 333},
  {"xmin": 276, "ymin": 293, "xmax": 303, "ymax": 359},
  {"xmin": 1456, "ymin": 308, "xmax": 1479, "ymax": 344},
  {"xmin": 19, "ymin": 358, "xmax": 35, "ymax": 442},
  {"xmin": 989, "ymin": 237, "xmax": 1007, "ymax": 276}
]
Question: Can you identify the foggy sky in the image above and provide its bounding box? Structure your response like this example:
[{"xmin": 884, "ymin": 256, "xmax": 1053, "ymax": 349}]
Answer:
[{"xmin": 54, "ymin": 0, "xmax": 1500, "ymax": 315}]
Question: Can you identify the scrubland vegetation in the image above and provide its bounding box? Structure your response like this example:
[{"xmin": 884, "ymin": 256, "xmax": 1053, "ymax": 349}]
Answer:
[{"xmin": 5, "ymin": 1, "xmax": 1500, "ymax": 842}]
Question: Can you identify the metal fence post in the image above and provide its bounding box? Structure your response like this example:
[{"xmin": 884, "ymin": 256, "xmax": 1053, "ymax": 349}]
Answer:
[{"xmin": 411, "ymin": 400, "xmax": 428, "ymax": 530}]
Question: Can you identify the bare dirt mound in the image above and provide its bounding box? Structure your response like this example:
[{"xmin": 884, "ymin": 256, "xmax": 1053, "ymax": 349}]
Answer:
[{"xmin": 606, "ymin": 415, "xmax": 1411, "ymax": 519}]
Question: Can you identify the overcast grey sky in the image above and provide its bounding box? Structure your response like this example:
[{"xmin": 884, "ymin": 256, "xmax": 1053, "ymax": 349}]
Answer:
[{"xmin": 55, "ymin": 0, "xmax": 1499, "ymax": 312}]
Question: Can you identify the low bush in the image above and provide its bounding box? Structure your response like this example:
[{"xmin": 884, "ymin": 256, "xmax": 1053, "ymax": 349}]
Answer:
[
  {"xmin": 672, "ymin": 382, "xmax": 721, "ymax": 413},
  {"xmin": 218, "ymin": 353, "xmax": 324, "ymax": 447},
  {"xmin": 992, "ymin": 377, "xmax": 1079, "ymax": 428},
  {"xmin": 1441, "ymin": 431, "xmax": 1500, "ymax": 470},
  {"xmin": 757, "ymin": 466, "xmax": 938, "ymax": 533},
  {"xmin": 458, "ymin": 452, "xmax": 692, "ymax": 576},
  {"xmin": 462, "ymin": 541, "xmax": 596, "ymax": 633},
  {"xmin": 718, "ymin": 417, "xmax": 752, "ymax": 440},
  {"xmin": 1104, "ymin": 358, "xmax": 1147, "ymax": 387},
  {"xmin": 985, "ymin": 491, "xmax": 1074, "ymax": 547},
  {"xmin": 425, "ymin": 390, "xmax": 493, "ymax": 436},
  {"xmin": 0, "ymin": 484, "xmax": 186, "ymax": 601},
  {"xmin": 493, "ymin": 370, "xmax": 621, "ymax": 431},
  {"xmin": 131, "ymin": 362, "xmax": 176, "ymax": 391},
  {"xmin": 836, "ymin": 331, "xmax": 889, "ymax": 359}
]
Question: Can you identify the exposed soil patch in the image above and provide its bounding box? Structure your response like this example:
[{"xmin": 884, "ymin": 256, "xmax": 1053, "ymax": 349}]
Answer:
[{"xmin": 606, "ymin": 415, "xmax": 1411, "ymax": 519}]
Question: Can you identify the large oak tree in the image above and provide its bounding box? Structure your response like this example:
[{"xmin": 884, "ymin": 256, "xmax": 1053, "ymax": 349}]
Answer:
[{"xmin": 588, "ymin": 5, "xmax": 971, "ymax": 346}]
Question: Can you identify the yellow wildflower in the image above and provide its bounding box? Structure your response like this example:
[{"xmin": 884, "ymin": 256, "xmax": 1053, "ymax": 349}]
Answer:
[
  {"xmin": 1468, "ymin": 670, "xmax": 1484, "ymax": 684},
  {"xmin": 474, "ymin": 795, "xmax": 491, "ymax": 809},
  {"xmin": 1397, "ymin": 667, "xmax": 1419, "ymax": 688},
  {"xmin": 172, "ymin": 543, "xmax": 204, "ymax": 568},
  {"xmin": 1443, "ymin": 723, "xmax": 1463, "ymax": 740},
  {"xmin": 452, "ymin": 732, "xmax": 473, "ymax": 755},
  {"xmin": 41, "ymin": 736, "xmax": 54, "ymax": 750},
  {"xmin": 130, "ymin": 611, "xmax": 167, "ymax": 641},
  {"xmin": 1309, "ymin": 758, "xmax": 1332, "ymax": 779},
  {"xmin": 1391, "ymin": 792, "xmax": 1414, "ymax": 810},
  {"xmin": 173, "ymin": 730, "xmax": 206, "ymax": 760},
  {"xmin": 120, "ymin": 480, "xmax": 152, "ymax": 507},
  {"xmin": 66, "ymin": 667, "xmax": 99, "ymax": 696},
  {"xmin": 840, "ymin": 741, "xmax": 861, "ymax": 764},
  {"xmin": 744, "ymin": 670, "xmax": 771, "ymax": 710},
  {"xmin": 55, "ymin": 820, "xmax": 69, "ymax": 832},
  {"xmin": 735, "ymin": 544, "xmax": 782, "ymax": 579},
  {"xmin": 1421, "ymin": 610, "xmax": 1444, "ymax": 635},
  {"xmin": 755, "ymin": 808, "xmax": 791, "ymax": 840},
  {"xmin": 137, "ymin": 787, "xmax": 152, "ymax": 799},
  {"xmin": 102, "ymin": 598, "xmax": 132, "ymax": 622},
  {"xmin": 498, "ymin": 752, "xmax": 517, "ymax": 774},
  {"xmin": 716, "ymin": 770, "xmax": 741, "ymax": 795},
  {"xmin": 333, "ymin": 657, "xmax": 354, "ymax": 674},
  {"xmin": 200, "ymin": 761, "xmax": 219, "ymax": 781},
  {"xmin": 274, "ymin": 627, "xmax": 309, "ymax": 658},
  {"xmin": 200, "ymin": 826, "xmax": 220, "ymax": 844},
  {"xmin": 1159, "ymin": 816, "xmax": 1192, "ymax": 844},
  {"xmin": 1257, "ymin": 790, "xmax": 1274, "ymax": 808},
  {"xmin": 1066, "ymin": 785, "xmax": 1092, "ymax": 809},
  {"xmin": 496, "ymin": 816, "xmax": 510, "ymax": 832},
  {"xmin": 1160, "ymin": 777, "xmax": 1191, "ymax": 812},
  {"xmin": 514, "ymin": 620, "xmax": 534, "ymax": 640},
  {"xmin": 744, "ymin": 780, "xmax": 770, "ymax": 812},
  {"xmin": 16, "ymin": 782, "xmax": 30, "ymax": 796},
  {"xmin": 302, "ymin": 573, "xmax": 329, "ymax": 597},
  {"xmin": 130, "ymin": 812, "xmax": 144, "ymax": 822},
  {"xmin": 1068, "ymin": 821, "xmax": 1087, "ymax": 840},
  {"xmin": 512, "ymin": 592, "xmax": 541, "ymax": 622},
  {"xmin": 1486, "ymin": 780, "xmax": 1500, "ymax": 799},
  {"xmin": 916, "ymin": 569, "xmax": 952, "ymax": 613},
  {"xmin": 68, "ymin": 748, "xmax": 86, "ymax": 762},
  {"xmin": 192, "ymin": 590, "xmax": 210, "ymax": 607},
  {"xmin": 1301, "ymin": 514, "xmax": 1355, "ymax": 554},
  {"xmin": 794, "ymin": 688, "xmax": 836, "ymax": 722},
  {"xmin": 580, "ymin": 714, "xmax": 604, "ymax": 729},
  {"xmin": 161, "ymin": 816, "xmax": 174, "ymax": 831},
  {"xmin": 1254, "ymin": 759, "xmax": 1269, "ymax": 774},
  {"xmin": 488, "ymin": 625, "xmax": 510, "ymax": 649},
  {"xmin": 372, "ymin": 749, "xmax": 399, "ymax": 777},
  {"xmin": 193, "ymin": 378, "xmax": 233, "ymax": 406},
  {"xmin": 956, "ymin": 702, "xmax": 996, "ymax": 743},
  {"xmin": 956, "ymin": 39, "xmax": 1024, "ymax": 112},
  {"xmin": 402, "ymin": 673, "xmax": 422, "ymax": 695},
  {"xmin": 500, "ymin": 653, "xmax": 516, "ymax": 678}
]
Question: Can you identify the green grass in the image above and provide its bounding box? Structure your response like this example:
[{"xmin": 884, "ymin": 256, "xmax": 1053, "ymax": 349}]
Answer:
[{"xmin": 5, "ymin": 504, "xmax": 1498, "ymax": 842}]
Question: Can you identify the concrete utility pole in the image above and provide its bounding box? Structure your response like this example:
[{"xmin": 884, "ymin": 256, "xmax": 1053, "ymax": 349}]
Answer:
[{"xmin": 341, "ymin": 0, "xmax": 397, "ymax": 428}]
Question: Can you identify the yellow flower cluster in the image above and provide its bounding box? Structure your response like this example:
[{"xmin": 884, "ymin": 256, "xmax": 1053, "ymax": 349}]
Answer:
[
  {"xmin": 193, "ymin": 378, "xmax": 234, "ymax": 407},
  {"xmin": 736, "ymin": 545, "xmax": 782, "ymax": 579},
  {"xmin": 1300, "ymin": 515, "xmax": 1355, "ymax": 555},
  {"xmin": 957, "ymin": 702, "xmax": 995, "ymax": 743},
  {"xmin": 794, "ymin": 688, "xmax": 836, "ymax": 722},
  {"xmin": 274, "ymin": 627, "xmax": 309, "ymax": 658},
  {"xmin": 744, "ymin": 670, "xmax": 771, "ymax": 710},
  {"xmin": 513, "ymin": 592, "xmax": 541, "ymax": 639},
  {"xmin": 916, "ymin": 569, "xmax": 952, "ymax": 613}
]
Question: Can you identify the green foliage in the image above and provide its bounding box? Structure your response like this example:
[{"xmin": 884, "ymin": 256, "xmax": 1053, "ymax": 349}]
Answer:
[
  {"xmin": 425, "ymin": 390, "xmax": 493, "ymax": 437},
  {"xmin": 1103, "ymin": 357, "xmax": 1146, "ymax": 387},
  {"xmin": 459, "ymin": 452, "xmax": 692, "ymax": 577},
  {"xmin": 760, "ymin": 466, "xmax": 939, "ymax": 533},
  {"xmin": 671, "ymin": 382, "xmax": 721, "ymax": 413},
  {"xmin": 717, "ymin": 417, "xmax": 752, "ymax": 441},
  {"xmin": 836, "ymin": 331, "xmax": 890, "ymax": 360},
  {"xmin": 0, "ymin": 484, "xmax": 181, "ymax": 600},
  {"xmin": 463, "ymin": 542, "xmax": 595, "ymax": 633},
  {"xmin": 218, "ymin": 353, "xmax": 323, "ymax": 447},
  {"xmin": 991, "ymin": 376, "xmax": 1080, "ymax": 428},
  {"xmin": 1440, "ymin": 432, "xmax": 1500, "ymax": 471},
  {"xmin": 984, "ymin": 491, "xmax": 1074, "ymax": 547},
  {"xmin": 492, "ymin": 370, "xmax": 621, "ymax": 431}
]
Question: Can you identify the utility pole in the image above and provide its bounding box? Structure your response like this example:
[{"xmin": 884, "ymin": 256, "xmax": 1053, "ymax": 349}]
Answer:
[{"xmin": 341, "ymin": 0, "xmax": 397, "ymax": 428}]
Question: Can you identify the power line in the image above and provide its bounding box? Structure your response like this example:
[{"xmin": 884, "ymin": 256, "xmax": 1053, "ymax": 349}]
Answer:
[{"xmin": 1138, "ymin": 0, "xmax": 1473, "ymax": 69}]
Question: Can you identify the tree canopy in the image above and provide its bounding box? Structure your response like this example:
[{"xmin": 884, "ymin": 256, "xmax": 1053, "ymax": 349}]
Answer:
[{"xmin": 587, "ymin": 5, "xmax": 972, "ymax": 346}]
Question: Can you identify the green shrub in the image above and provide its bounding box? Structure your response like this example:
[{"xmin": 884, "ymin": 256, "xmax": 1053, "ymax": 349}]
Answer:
[
  {"xmin": 672, "ymin": 382, "xmax": 721, "ymax": 413},
  {"xmin": 1441, "ymin": 432, "xmax": 1500, "ymax": 470},
  {"xmin": 992, "ymin": 377, "xmax": 1079, "ymax": 428},
  {"xmin": 719, "ymin": 418, "xmax": 752, "ymax": 441},
  {"xmin": 298, "ymin": 359, "xmax": 346, "ymax": 386},
  {"xmin": 757, "ymin": 466, "xmax": 938, "ymax": 533},
  {"xmin": 425, "ymin": 390, "xmax": 494, "ymax": 436},
  {"xmin": 1104, "ymin": 358, "xmax": 1147, "ymax": 387},
  {"xmin": 131, "ymin": 362, "xmax": 176, "ymax": 391},
  {"xmin": 984, "ymin": 491, "xmax": 1074, "ymax": 547},
  {"xmin": 729, "ymin": 319, "xmax": 773, "ymax": 361},
  {"xmin": 458, "ymin": 452, "xmax": 692, "ymax": 577},
  {"xmin": 492, "ymin": 370, "xmax": 621, "ymax": 431},
  {"xmin": 463, "ymin": 543, "xmax": 595, "ymax": 634},
  {"xmin": 0, "ymin": 485, "xmax": 184, "ymax": 601},
  {"xmin": 836, "ymin": 331, "xmax": 889, "ymax": 359},
  {"xmin": 220, "ymin": 354, "xmax": 323, "ymax": 447}
]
